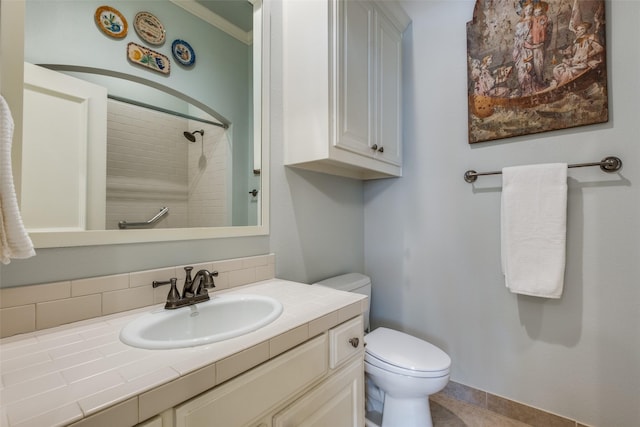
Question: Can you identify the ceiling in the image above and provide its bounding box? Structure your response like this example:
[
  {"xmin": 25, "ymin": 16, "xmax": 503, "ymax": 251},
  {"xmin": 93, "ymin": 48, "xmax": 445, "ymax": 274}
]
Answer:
[{"xmin": 196, "ymin": 0, "xmax": 253, "ymax": 32}]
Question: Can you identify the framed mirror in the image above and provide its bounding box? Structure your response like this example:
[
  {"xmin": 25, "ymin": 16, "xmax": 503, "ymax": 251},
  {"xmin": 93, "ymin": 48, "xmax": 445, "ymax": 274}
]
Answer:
[{"xmin": 2, "ymin": 0, "xmax": 270, "ymax": 248}]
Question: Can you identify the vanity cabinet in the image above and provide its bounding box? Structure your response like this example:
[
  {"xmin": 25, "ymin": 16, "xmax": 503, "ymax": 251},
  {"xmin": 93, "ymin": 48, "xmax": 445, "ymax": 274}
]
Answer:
[
  {"xmin": 272, "ymin": 358, "xmax": 363, "ymax": 426},
  {"xmin": 168, "ymin": 316, "xmax": 364, "ymax": 427},
  {"xmin": 283, "ymin": 0, "xmax": 410, "ymax": 180}
]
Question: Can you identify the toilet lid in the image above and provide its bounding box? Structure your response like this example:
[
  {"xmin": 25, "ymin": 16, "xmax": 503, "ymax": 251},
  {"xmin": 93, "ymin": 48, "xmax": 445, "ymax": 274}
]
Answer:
[{"xmin": 364, "ymin": 328, "xmax": 451, "ymax": 376}]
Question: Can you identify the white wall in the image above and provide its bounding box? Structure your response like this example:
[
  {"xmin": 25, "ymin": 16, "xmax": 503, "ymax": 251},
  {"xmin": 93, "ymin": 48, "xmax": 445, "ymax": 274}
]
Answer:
[{"xmin": 364, "ymin": 1, "xmax": 640, "ymax": 425}]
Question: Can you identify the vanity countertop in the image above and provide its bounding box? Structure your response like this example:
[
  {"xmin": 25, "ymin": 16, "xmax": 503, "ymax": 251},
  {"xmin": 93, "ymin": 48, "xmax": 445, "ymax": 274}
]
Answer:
[{"xmin": 0, "ymin": 279, "xmax": 366, "ymax": 427}]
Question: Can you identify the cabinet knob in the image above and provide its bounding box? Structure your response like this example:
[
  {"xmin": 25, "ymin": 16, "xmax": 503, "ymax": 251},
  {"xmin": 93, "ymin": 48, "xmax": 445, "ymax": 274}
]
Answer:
[
  {"xmin": 371, "ymin": 144, "xmax": 378, "ymax": 151},
  {"xmin": 377, "ymin": 146, "xmax": 384, "ymax": 153},
  {"xmin": 348, "ymin": 337, "xmax": 360, "ymax": 348}
]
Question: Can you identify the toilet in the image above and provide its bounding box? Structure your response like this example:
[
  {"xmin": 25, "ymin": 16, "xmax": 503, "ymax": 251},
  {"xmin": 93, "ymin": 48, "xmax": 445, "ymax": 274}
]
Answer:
[{"xmin": 314, "ymin": 273, "xmax": 451, "ymax": 427}]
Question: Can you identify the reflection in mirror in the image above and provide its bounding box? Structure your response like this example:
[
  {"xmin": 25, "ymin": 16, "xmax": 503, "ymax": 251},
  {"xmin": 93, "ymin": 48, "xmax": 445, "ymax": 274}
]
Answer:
[
  {"xmin": 18, "ymin": 0, "xmax": 268, "ymax": 247},
  {"xmin": 105, "ymin": 92, "xmax": 232, "ymax": 230}
]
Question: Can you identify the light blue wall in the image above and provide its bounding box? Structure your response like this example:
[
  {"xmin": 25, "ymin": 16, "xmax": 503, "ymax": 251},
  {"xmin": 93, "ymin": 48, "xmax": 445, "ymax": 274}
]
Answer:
[
  {"xmin": 1, "ymin": 0, "xmax": 366, "ymax": 288},
  {"xmin": 267, "ymin": 0, "xmax": 365, "ymax": 284},
  {"xmin": 5, "ymin": 3, "xmax": 638, "ymax": 425},
  {"xmin": 364, "ymin": 1, "xmax": 640, "ymax": 425},
  {"xmin": 24, "ymin": 0, "xmax": 252, "ymax": 226}
]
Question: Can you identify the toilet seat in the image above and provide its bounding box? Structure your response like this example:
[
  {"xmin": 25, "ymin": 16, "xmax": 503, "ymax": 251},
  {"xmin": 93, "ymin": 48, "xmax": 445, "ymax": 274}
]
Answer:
[{"xmin": 364, "ymin": 327, "xmax": 451, "ymax": 378}]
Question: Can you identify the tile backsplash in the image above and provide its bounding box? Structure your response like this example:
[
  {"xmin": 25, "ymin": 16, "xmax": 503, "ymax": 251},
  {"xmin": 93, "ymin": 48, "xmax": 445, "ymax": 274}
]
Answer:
[{"xmin": 0, "ymin": 254, "xmax": 275, "ymax": 338}]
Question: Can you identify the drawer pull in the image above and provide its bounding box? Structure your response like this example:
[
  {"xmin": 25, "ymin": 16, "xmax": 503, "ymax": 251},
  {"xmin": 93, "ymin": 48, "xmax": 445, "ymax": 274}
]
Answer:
[{"xmin": 348, "ymin": 337, "xmax": 360, "ymax": 348}]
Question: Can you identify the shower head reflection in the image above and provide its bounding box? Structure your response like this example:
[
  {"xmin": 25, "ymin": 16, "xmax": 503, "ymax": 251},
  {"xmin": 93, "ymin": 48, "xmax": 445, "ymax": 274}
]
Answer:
[{"xmin": 183, "ymin": 129, "xmax": 204, "ymax": 142}]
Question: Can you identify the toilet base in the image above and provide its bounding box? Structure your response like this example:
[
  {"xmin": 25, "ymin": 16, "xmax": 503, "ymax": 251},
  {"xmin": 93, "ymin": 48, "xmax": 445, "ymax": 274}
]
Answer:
[
  {"xmin": 364, "ymin": 410, "xmax": 382, "ymax": 427},
  {"xmin": 381, "ymin": 395, "xmax": 433, "ymax": 427}
]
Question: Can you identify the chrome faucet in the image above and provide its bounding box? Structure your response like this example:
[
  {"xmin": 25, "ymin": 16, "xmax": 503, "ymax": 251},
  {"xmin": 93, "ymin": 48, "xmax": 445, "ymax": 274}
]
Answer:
[{"xmin": 153, "ymin": 266, "xmax": 217, "ymax": 309}]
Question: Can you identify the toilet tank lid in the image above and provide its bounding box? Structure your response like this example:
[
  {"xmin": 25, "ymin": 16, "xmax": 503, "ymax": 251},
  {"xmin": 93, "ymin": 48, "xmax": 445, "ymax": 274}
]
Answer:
[
  {"xmin": 313, "ymin": 273, "xmax": 371, "ymax": 292},
  {"xmin": 365, "ymin": 327, "xmax": 451, "ymax": 373}
]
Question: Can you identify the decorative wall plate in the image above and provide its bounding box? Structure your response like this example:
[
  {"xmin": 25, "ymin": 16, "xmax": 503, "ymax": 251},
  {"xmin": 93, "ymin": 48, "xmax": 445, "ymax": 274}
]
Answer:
[
  {"xmin": 133, "ymin": 11, "xmax": 166, "ymax": 45},
  {"xmin": 171, "ymin": 39, "xmax": 196, "ymax": 66},
  {"xmin": 127, "ymin": 42, "xmax": 170, "ymax": 75},
  {"xmin": 95, "ymin": 5, "xmax": 128, "ymax": 38}
]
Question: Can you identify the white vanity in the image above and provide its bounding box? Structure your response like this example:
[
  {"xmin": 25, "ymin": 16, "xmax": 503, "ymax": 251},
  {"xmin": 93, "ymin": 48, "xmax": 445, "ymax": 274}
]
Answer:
[{"xmin": 0, "ymin": 279, "xmax": 367, "ymax": 427}]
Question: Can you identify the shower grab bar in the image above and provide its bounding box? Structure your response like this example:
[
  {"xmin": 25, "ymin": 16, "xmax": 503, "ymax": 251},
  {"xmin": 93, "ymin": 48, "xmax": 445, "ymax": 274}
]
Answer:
[
  {"xmin": 463, "ymin": 156, "xmax": 622, "ymax": 183},
  {"xmin": 118, "ymin": 207, "xmax": 169, "ymax": 229}
]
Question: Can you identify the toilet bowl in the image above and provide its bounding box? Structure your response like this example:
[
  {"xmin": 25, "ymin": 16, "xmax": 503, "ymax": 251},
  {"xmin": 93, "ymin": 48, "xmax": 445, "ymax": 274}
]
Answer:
[
  {"xmin": 313, "ymin": 273, "xmax": 451, "ymax": 427},
  {"xmin": 364, "ymin": 327, "xmax": 450, "ymax": 427}
]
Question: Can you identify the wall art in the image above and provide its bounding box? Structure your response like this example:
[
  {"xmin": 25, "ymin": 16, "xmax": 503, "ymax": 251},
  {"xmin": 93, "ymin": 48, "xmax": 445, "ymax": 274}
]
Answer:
[
  {"xmin": 95, "ymin": 5, "xmax": 128, "ymax": 38},
  {"xmin": 467, "ymin": 0, "xmax": 608, "ymax": 143},
  {"xmin": 172, "ymin": 39, "xmax": 196, "ymax": 66},
  {"xmin": 134, "ymin": 11, "xmax": 166, "ymax": 45},
  {"xmin": 127, "ymin": 42, "xmax": 170, "ymax": 75}
]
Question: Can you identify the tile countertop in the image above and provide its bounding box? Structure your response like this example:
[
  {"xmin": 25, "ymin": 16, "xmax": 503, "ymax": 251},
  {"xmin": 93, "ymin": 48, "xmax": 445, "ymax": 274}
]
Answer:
[{"xmin": 0, "ymin": 279, "xmax": 367, "ymax": 427}]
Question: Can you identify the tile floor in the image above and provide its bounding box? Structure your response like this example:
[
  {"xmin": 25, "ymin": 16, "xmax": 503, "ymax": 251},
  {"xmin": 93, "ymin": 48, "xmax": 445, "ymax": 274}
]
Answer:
[
  {"xmin": 365, "ymin": 393, "xmax": 532, "ymax": 427},
  {"xmin": 431, "ymin": 393, "xmax": 533, "ymax": 427}
]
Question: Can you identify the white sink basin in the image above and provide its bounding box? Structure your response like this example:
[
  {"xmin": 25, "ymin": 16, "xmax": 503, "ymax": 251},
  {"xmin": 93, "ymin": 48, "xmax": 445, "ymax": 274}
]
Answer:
[{"xmin": 120, "ymin": 294, "xmax": 283, "ymax": 349}]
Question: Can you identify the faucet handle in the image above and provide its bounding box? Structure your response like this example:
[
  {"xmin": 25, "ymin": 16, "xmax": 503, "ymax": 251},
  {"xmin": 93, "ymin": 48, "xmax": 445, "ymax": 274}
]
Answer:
[
  {"xmin": 165, "ymin": 278, "xmax": 180, "ymax": 304},
  {"xmin": 153, "ymin": 278, "xmax": 181, "ymax": 309},
  {"xmin": 152, "ymin": 279, "xmax": 173, "ymax": 288}
]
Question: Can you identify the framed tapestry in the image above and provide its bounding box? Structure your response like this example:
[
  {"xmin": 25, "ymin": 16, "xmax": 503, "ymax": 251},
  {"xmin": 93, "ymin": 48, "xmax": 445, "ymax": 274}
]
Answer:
[{"xmin": 467, "ymin": 0, "xmax": 608, "ymax": 143}]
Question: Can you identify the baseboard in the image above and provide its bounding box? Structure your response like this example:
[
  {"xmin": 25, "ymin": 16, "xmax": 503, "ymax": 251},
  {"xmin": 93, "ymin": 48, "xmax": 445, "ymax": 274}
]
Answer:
[{"xmin": 438, "ymin": 380, "xmax": 593, "ymax": 427}]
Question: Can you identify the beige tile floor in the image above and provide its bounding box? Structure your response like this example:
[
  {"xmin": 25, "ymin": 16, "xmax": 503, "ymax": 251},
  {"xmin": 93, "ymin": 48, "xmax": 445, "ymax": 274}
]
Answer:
[{"xmin": 430, "ymin": 393, "xmax": 533, "ymax": 427}]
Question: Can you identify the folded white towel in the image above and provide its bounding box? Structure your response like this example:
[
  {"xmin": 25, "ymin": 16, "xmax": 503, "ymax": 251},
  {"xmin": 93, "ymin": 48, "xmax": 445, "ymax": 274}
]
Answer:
[
  {"xmin": 0, "ymin": 95, "xmax": 36, "ymax": 264},
  {"xmin": 501, "ymin": 163, "xmax": 567, "ymax": 298}
]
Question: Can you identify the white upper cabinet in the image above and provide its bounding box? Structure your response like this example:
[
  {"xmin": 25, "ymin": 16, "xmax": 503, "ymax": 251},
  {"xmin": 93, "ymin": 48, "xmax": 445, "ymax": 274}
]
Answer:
[{"xmin": 283, "ymin": 0, "xmax": 410, "ymax": 180}]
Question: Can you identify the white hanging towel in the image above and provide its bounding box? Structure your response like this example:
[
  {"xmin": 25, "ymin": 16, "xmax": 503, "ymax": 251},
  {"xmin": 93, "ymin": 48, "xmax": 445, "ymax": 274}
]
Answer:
[
  {"xmin": 501, "ymin": 163, "xmax": 567, "ymax": 298},
  {"xmin": 0, "ymin": 95, "xmax": 35, "ymax": 264}
]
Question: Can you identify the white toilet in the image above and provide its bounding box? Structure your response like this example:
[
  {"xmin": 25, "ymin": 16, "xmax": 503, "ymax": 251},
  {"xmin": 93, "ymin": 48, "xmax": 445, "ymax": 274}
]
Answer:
[{"xmin": 314, "ymin": 273, "xmax": 451, "ymax": 427}]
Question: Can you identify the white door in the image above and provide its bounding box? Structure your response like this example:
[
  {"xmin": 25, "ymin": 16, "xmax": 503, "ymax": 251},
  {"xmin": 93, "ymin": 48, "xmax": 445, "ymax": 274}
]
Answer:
[{"xmin": 21, "ymin": 63, "xmax": 107, "ymax": 231}]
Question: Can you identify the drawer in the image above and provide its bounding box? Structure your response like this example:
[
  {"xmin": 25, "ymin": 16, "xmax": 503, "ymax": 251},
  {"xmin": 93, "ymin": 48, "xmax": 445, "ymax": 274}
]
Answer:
[{"xmin": 329, "ymin": 315, "xmax": 364, "ymax": 369}]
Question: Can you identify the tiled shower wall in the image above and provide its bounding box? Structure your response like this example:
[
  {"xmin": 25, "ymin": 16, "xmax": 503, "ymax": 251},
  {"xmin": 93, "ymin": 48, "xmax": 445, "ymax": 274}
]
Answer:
[
  {"xmin": 0, "ymin": 254, "xmax": 276, "ymax": 338},
  {"xmin": 106, "ymin": 100, "xmax": 229, "ymax": 229},
  {"xmin": 187, "ymin": 119, "xmax": 230, "ymax": 227}
]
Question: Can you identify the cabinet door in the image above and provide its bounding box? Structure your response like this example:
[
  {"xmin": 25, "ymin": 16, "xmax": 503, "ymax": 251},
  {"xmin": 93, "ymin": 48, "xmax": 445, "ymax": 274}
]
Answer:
[
  {"xmin": 375, "ymin": 12, "xmax": 403, "ymax": 166},
  {"xmin": 174, "ymin": 335, "xmax": 327, "ymax": 427},
  {"xmin": 335, "ymin": 0, "xmax": 375, "ymax": 157},
  {"xmin": 273, "ymin": 358, "xmax": 364, "ymax": 427}
]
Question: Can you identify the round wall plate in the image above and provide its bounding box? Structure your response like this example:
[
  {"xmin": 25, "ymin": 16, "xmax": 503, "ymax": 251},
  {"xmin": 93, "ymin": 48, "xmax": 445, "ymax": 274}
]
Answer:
[
  {"xmin": 172, "ymin": 39, "xmax": 196, "ymax": 66},
  {"xmin": 95, "ymin": 5, "xmax": 128, "ymax": 38},
  {"xmin": 134, "ymin": 11, "xmax": 166, "ymax": 45}
]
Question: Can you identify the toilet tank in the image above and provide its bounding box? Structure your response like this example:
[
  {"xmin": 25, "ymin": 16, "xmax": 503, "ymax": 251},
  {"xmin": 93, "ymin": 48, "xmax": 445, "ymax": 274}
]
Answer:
[{"xmin": 313, "ymin": 273, "xmax": 371, "ymax": 331}]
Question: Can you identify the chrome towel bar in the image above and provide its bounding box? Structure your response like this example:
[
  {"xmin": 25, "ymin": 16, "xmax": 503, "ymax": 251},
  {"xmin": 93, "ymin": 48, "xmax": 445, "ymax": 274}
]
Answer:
[
  {"xmin": 118, "ymin": 207, "xmax": 169, "ymax": 229},
  {"xmin": 464, "ymin": 156, "xmax": 622, "ymax": 183}
]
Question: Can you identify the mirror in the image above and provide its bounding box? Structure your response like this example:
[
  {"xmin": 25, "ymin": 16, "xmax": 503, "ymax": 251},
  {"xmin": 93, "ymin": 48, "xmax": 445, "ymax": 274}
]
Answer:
[{"xmin": 7, "ymin": 0, "xmax": 269, "ymax": 248}]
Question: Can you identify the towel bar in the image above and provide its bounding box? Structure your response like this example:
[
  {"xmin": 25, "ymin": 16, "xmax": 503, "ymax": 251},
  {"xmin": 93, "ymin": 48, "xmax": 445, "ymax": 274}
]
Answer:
[{"xmin": 463, "ymin": 156, "xmax": 622, "ymax": 183}]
